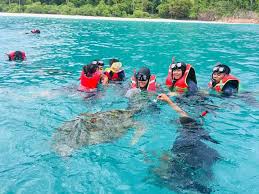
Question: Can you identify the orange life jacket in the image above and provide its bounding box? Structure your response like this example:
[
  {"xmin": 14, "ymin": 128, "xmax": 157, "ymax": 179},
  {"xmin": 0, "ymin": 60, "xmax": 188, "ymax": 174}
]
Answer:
[
  {"xmin": 78, "ymin": 71, "xmax": 101, "ymax": 92},
  {"xmin": 8, "ymin": 51, "xmax": 26, "ymax": 61},
  {"xmin": 208, "ymin": 74, "xmax": 239, "ymax": 93},
  {"xmin": 165, "ymin": 64, "xmax": 192, "ymax": 93},
  {"xmin": 131, "ymin": 75, "xmax": 157, "ymax": 92}
]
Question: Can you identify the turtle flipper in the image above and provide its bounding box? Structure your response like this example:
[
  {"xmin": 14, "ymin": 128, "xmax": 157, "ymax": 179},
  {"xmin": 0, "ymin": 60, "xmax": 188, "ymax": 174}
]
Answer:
[{"xmin": 130, "ymin": 123, "xmax": 146, "ymax": 145}]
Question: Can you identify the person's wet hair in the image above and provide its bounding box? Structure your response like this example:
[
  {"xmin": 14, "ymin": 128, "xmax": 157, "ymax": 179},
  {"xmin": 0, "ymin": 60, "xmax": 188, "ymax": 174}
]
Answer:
[
  {"xmin": 213, "ymin": 62, "xmax": 231, "ymax": 74},
  {"xmin": 187, "ymin": 67, "xmax": 197, "ymax": 84},
  {"xmin": 83, "ymin": 63, "xmax": 98, "ymax": 77},
  {"xmin": 109, "ymin": 58, "xmax": 119, "ymax": 67},
  {"xmin": 13, "ymin": 51, "xmax": 23, "ymax": 61},
  {"xmin": 180, "ymin": 116, "xmax": 197, "ymax": 125}
]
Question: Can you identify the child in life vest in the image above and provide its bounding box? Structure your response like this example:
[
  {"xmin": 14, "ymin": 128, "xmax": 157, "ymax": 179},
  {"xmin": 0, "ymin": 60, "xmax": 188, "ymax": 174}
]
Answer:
[
  {"xmin": 78, "ymin": 61, "xmax": 108, "ymax": 92},
  {"xmin": 104, "ymin": 58, "xmax": 125, "ymax": 82}
]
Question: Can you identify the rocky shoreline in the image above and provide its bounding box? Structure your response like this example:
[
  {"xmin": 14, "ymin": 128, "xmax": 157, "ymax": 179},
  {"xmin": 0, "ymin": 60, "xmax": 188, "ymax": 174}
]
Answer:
[
  {"xmin": 218, "ymin": 17, "xmax": 259, "ymax": 24},
  {"xmin": 0, "ymin": 12, "xmax": 258, "ymax": 24}
]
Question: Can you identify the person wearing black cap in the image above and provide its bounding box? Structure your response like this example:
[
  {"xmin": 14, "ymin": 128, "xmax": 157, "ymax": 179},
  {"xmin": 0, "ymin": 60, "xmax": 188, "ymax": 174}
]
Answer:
[
  {"xmin": 165, "ymin": 59, "xmax": 197, "ymax": 96},
  {"xmin": 208, "ymin": 63, "xmax": 239, "ymax": 96},
  {"xmin": 130, "ymin": 67, "xmax": 157, "ymax": 92}
]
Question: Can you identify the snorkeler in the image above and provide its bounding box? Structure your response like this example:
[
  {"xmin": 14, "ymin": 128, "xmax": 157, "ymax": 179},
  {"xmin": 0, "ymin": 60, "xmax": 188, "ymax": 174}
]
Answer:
[
  {"xmin": 156, "ymin": 93, "xmax": 219, "ymax": 193},
  {"xmin": 31, "ymin": 29, "xmax": 40, "ymax": 34},
  {"xmin": 208, "ymin": 63, "xmax": 239, "ymax": 96},
  {"xmin": 131, "ymin": 67, "xmax": 158, "ymax": 92},
  {"xmin": 78, "ymin": 61, "xmax": 108, "ymax": 92},
  {"xmin": 104, "ymin": 58, "xmax": 125, "ymax": 82},
  {"xmin": 165, "ymin": 57, "xmax": 197, "ymax": 96},
  {"xmin": 6, "ymin": 51, "xmax": 26, "ymax": 61},
  {"xmin": 91, "ymin": 59, "xmax": 105, "ymax": 73},
  {"xmin": 25, "ymin": 29, "xmax": 40, "ymax": 34}
]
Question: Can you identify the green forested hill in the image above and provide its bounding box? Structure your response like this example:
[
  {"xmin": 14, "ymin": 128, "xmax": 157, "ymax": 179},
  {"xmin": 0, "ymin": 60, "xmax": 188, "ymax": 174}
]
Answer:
[{"xmin": 0, "ymin": 0, "xmax": 258, "ymax": 20}]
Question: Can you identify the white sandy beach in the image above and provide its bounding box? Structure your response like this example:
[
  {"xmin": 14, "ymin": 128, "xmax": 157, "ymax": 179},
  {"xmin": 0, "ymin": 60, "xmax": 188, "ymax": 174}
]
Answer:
[{"xmin": 0, "ymin": 12, "xmax": 258, "ymax": 24}]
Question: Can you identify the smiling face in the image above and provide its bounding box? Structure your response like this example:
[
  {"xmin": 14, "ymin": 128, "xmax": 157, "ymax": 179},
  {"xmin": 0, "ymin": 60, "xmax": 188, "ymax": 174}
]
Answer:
[
  {"xmin": 138, "ymin": 80, "xmax": 149, "ymax": 89},
  {"xmin": 173, "ymin": 69, "xmax": 183, "ymax": 80},
  {"xmin": 212, "ymin": 72, "xmax": 226, "ymax": 83}
]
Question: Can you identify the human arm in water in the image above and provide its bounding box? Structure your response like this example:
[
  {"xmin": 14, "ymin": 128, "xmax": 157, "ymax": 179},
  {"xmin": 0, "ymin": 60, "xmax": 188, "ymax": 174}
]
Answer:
[
  {"xmin": 157, "ymin": 94, "xmax": 219, "ymax": 143},
  {"xmin": 157, "ymin": 93, "xmax": 188, "ymax": 117},
  {"xmin": 101, "ymin": 74, "xmax": 109, "ymax": 85}
]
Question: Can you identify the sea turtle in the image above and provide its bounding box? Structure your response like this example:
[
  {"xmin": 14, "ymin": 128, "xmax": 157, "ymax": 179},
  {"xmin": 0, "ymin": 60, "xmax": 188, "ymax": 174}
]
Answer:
[
  {"xmin": 52, "ymin": 109, "xmax": 144, "ymax": 156},
  {"xmin": 52, "ymin": 89, "xmax": 160, "ymax": 156}
]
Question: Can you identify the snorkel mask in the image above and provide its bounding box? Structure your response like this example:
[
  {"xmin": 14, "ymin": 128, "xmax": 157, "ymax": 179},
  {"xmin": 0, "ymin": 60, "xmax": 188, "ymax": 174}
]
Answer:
[
  {"xmin": 212, "ymin": 63, "xmax": 230, "ymax": 74},
  {"xmin": 171, "ymin": 62, "xmax": 186, "ymax": 71},
  {"xmin": 135, "ymin": 67, "xmax": 151, "ymax": 89},
  {"xmin": 211, "ymin": 63, "xmax": 231, "ymax": 84},
  {"xmin": 169, "ymin": 56, "xmax": 186, "ymax": 78},
  {"xmin": 136, "ymin": 73, "xmax": 149, "ymax": 81},
  {"xmin": 92, "ymin": 60, "xmax": 104, "ymax": 71}
]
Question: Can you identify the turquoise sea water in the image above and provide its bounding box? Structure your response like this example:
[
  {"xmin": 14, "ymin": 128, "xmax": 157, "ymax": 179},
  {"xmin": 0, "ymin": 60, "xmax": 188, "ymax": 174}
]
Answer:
[{"xmin": 0, "ymin": 16, "xmax": 258, "ymax": 194}]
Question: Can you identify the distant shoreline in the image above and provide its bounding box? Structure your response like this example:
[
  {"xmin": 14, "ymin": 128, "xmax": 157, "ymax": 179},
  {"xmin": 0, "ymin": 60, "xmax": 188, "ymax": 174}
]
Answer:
[{"xmin": 0, "ymin": 12, "xmax": 258, "ymax": 24}]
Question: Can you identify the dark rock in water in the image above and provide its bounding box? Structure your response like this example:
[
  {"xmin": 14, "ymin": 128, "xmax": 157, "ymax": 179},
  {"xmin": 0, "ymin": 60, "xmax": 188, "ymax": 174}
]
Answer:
[{"xmin": 153, "ymin": 117, "xmax": 220, "ymax": 194}]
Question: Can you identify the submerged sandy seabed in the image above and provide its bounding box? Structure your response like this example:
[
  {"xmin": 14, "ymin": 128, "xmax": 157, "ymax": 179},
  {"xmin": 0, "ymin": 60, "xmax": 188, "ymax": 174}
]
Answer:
[{"xmin": 0, "ymin": 12, "xmax": 258, "ymax": 24}]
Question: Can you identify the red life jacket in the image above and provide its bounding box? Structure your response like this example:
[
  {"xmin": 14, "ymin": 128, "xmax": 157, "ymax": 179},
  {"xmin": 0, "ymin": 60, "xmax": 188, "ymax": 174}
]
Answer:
[
  {"xmin": 165, "ymin": 64, "xmax": 192, "ymax": 93},
  {"xmin": 78, "ymin": 71, "xmax": 101, "ymax": 92},
  {"xmin": 208, "ymin": 74, "xmax": 239, "ymax": 93},
  {"xmin": 8, "ymin": 51, "xmax": 26, "ymax": 61},
  {"xmin": 104, "ymin": 70, "xmax": 124, "ymax": 81},
  {"xmin": 131, "ymin": 75, "xmax": 157, "ymax": 92},
  {"xmin": 31, "ymin": 29, "xmax": 40, "ymax": 34}
]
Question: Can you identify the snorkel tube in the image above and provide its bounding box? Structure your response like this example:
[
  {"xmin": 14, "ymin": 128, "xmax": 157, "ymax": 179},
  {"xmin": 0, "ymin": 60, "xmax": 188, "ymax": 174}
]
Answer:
[
  {"xmin": 134, "ymin": 69, "xmax": 139, "ymax": 88},
  {"xmin": 200, "ymin": 110, "xmax": 208, "ymax": 117},
  {"xmin": 170, "ymin": 56, "xmax": 175, "ymax": 81}
]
